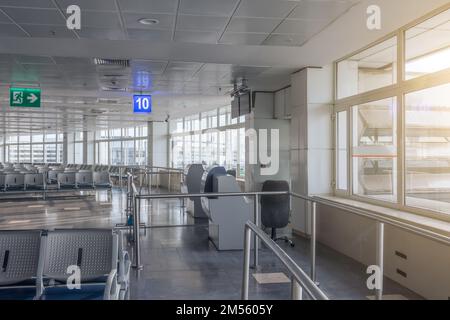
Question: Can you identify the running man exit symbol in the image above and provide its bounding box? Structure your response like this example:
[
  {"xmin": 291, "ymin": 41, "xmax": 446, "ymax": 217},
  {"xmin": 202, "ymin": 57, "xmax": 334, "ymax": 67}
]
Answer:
[{"xmin": 10, "ymin": 87, "xmax": 41, "ymax": 108}]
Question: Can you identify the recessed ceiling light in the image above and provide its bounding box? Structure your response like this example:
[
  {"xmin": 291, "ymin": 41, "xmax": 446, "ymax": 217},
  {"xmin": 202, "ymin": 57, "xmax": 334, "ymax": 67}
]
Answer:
[{"xmin": 138, "ymin": 18, "xmax": 160, "ymax": 25}]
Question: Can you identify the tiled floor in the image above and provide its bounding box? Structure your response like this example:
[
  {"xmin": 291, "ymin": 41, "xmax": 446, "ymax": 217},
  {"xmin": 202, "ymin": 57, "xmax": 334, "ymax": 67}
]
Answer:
[{"xmin": 0, "ymin": 188, "xmax": 423, "ymax": 300}]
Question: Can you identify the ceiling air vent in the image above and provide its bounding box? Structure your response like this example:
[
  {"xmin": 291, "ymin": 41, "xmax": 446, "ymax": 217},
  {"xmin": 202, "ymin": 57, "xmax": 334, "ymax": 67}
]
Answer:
[{"xmin": 93, "ymin": 58, "xmax": 130, "ymax": 68}]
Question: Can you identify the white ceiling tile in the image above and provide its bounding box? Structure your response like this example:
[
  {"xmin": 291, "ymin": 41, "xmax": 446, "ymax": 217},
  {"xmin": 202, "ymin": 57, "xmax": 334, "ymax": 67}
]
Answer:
[
  {"xmin": 132, "ymin": 60, "xmax": 168, "ymax": 75},
  {"xmin": 231, "ymin": 66, "xmax": 271, "ymax": 78},
  {"xmin": 167, "ymin": 61, "xmax": 202, "ymax": 71},
  {"xmin": 123, "ymin": 12, "xmax": 174, "ymax": 29},
  {"xmin": 226, "ymin": 17, "xmax": 281, "ymax": 33},
  {"xmin": 179, "ymin": 0, "xmax": 239, "ymax": 16},
  {"xmin": 16, "ymin": 55, "xmax": 54, "ymax": 64},
  {"xmin": 82, "ymin": 11, "xmax": 122, "ymax": 28},
  {"xmin": 53, "ymin": 57, "xmax": 93, "ymax": 66},
  {"xmin": 78, "ymin": 27, "xmax": 127, "ymax": 40},
  {"xmin": 273, "ymin": 18, "xmax": 329, "ymax": 36},
  {"xmin": 174, "ymin": 30, "xmax": 219, "ymax": 44},
  {"xmin": 201, "ymin": 63, "xmax": 232, "ymax": 72},
  {"xmin": 0, "ymin": 0, "xmax": 55, "ymax": 8},
  {"xmin": 176, "ymin": 15, "xmax": 228, "ymax": 31},
  {"xmin": 235, "ymin": 0, "xmax": 298, "ymax": 18},
  {"xmin": 263, "ymin": 33, "xmax": 307, "ymax": 46},
  {"xmin": 288, "ymin": 0, "xmax": 353, "ymax": 20},
  {"xmin": 118, "ymin": 0, "xmax": 177, "ymax": 14},
  {"xmin": 23, "ymin": 24, "xmax": 77, "ymax": 38},
  {"xmin": 0, "ymin": 10, "xmax": 11, "ymax": 23},
  {"xmin": 127, "ymin": 28, "xmax": 172, "ymax": 41},
  {"xmin": 1, "ymin": 8, "xmax": 65, "ymax": 25},
  {"xmin": 0, "ymin": 23, "xmax": 28, "ymax": 37},
  {"xmin": 56, "ymin": 0, "xmax": 116, "ymax": 11},
  {"xmin": 219, "ymin": 32, "xmax": 268, "ymax": 45}
]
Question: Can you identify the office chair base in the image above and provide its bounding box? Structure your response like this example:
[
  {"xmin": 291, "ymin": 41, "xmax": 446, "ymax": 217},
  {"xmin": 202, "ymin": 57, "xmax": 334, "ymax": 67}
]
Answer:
[{"xmin": 274, "ymin": 236, "xmax": 295, "ymax": 247}]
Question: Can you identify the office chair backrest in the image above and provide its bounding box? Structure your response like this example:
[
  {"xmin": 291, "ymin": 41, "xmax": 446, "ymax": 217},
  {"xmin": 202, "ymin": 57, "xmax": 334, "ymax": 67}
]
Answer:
[
  {"xmin": 260, "ymin": 180, "xmax": 290, "ymax": 229},
  {"xmin": 0, "ymin": 230, "xmax": 42, "ymax": 286},
  {"xmin": 226, "ymin": 169, "xmax": 237, "ymax": 177},
  {"xmin": 202, "ymin": 166, "xmax": 227, "ymax": 199}
]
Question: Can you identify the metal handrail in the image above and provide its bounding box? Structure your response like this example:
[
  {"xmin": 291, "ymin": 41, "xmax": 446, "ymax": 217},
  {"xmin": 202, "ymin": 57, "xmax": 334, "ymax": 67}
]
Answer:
[
  {"xmin": 134, "ymin": 191, "xmax": 289, "ymax": 200},
  {"xmin": 128, "ymin": 189, "xmax": 450, "ymax": 300},
  {"xmin": 242, "ymin": 221, "xmax": 328, "ymax": 300},
  {"xmin": 307, "ymin": 195, "xmax": 450, "ymax": 245}
]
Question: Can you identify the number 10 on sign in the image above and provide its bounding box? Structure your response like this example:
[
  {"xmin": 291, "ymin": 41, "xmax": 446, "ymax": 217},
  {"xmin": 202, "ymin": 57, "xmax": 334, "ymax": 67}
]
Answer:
[{"xmin": 133, "ymin": 95, "xmax": 152, "ymax": 113}]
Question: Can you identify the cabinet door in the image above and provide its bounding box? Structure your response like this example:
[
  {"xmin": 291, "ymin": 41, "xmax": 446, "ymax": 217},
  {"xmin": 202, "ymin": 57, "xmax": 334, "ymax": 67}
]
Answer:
[
  {"xmin": 274, "ymin": 90, "xmax": 285, "ymax": 119},
  {"xmin": 284, "ymin": 87, "xmax": 292, "ymax": 118}
]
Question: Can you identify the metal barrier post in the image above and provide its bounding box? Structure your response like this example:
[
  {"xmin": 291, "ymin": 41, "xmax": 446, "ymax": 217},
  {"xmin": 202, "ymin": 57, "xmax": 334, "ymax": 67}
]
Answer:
[
  {"xmin": 157, "ymin": 169, "xmax": 160, "ymax": 193},
  {"xmin": 291, "ymin": 276, "xmax": 302, "ymax": 300},
  {"xmin": 253, "ymin": 194, "xmax": 259, "ymax": 269},
  {"xmin": 376, "ymin": 222, "xmax": 384, "ymax": 300},
  {"xmin": 241, "ymin": 225, "xmax": 252, "ymax": 300},
  {"xmin": 119, "ymin": 167, "xmax": 123, "ymax": 189},
  {"xmin": 167, "ymin": 170, "xmax": 172, "ymax": 192},
  {"xmin": 311, "ymin": 201, "xmax": 317, "ymax": 283}
]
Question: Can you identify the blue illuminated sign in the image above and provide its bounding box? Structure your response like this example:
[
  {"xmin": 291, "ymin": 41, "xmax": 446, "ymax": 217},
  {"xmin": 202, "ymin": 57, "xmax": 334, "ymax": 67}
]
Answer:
[{"xmin": 133, "ymin": 95, "xmax": 152, "ymax": 113}]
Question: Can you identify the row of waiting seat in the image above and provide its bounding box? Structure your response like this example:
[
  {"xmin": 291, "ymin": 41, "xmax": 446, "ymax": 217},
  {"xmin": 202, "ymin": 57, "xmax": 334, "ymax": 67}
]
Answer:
[
  {"xmin": 0, "ymin": 229, "xmax": 130, "ymax": 300},
  {"xmin": 0, "ymin": 171, "xmax": 111, "ymax": 192}
]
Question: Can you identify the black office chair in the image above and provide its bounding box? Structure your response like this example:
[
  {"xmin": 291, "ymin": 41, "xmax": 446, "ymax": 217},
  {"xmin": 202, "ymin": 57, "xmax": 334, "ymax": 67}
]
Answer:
[
  {"xmin": 226, "ymin": 169, "xmax": 236, "ymax": 177},
  {"xmin": 260, "ymin": 180, "xmax": 294, "ymax": 247}
]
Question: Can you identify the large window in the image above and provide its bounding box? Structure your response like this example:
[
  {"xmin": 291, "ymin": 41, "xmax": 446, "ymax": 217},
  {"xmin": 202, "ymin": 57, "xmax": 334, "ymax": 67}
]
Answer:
[
  {"xmin": 335, "ymin": 6, "xmax": 450, "ymax": 218},
  {"xmin": 94, "ymin": 125, "xmax": 148, "ymax": 166},
  {"xmin": 337, "ymin": 37, "xmax": 397, "ymax": 99},
  {"xmin": 405, "ymin": 9, "xmax": 450, "ymax": 80},
  {"xmin": 405, "ymin": 83, "xmax": 450, "ymax": 213},
  {"xmin": 1, "ymin": 132, "xmax": 63, "ymax": 164},
  {"xmin": 169, "ymin": 106, "xmax": 246, "ymax": 178},
  {"xmin": 68, "ymin": 132, "xmax": 84, "ymax": 164},
  {"xmin": 352, "ymin": 97, "xmax": 397, "ymax": 202}
]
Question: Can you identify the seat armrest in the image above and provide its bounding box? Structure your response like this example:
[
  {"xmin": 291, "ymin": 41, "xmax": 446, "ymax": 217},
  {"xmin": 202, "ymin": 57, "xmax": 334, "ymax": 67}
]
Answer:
[
  {"xmin": 118, "ymin": 250, "xmax": 131, "ymax": 285},
  {"xmin": 103, "ymin": 269, "xmax": 119, "ymax": 300}
]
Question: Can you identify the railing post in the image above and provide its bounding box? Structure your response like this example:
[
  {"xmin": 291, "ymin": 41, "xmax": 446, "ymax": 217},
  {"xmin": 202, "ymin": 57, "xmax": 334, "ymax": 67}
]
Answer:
[
  {"xmin": 310, "ymin": 201, "xmax": 317, "ymax": 283},
  {"xmin": 253, "ymin": 194, "xmax": 259, "ymax": 269},
  {"xmin": 119, "ymin": 167, "xmax": 123, "ymax": 189},
  {"xmin": 376, "ymin": 222, "xmax": 384, "ymax": 300},
  {"xmin": 133, "ymin": 194, "xmax": 143, "ymax": 270},
  {"xmin": 241, "ymin": 225, "xmax": 252, "ymax": 300},
  {"xmin": 291, "ymin": 276, "xmax": 302, "ymax": 300}
]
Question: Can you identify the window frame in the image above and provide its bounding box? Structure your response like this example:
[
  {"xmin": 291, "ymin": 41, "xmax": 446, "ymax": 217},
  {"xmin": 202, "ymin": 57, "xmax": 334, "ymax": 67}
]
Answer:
[{"xmin": 333, "ymin": 3, "xmax": 450, "ymax": 222}]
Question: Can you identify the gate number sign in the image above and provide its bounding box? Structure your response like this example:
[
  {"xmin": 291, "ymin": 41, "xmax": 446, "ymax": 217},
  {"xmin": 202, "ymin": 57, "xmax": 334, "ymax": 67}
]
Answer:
[{"xmin": 133, "ymin": 95, "xmax": 152, "ymax": 113}]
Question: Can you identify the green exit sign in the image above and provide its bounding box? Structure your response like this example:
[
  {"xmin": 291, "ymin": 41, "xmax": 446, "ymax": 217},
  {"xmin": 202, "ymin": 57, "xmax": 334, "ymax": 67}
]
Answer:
[{"xmin": 10, "ymin": 87, "xmax": 41, "ymax": 108}]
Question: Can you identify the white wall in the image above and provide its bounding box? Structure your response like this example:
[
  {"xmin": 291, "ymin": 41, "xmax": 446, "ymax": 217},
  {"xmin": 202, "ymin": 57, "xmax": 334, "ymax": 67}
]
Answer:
[
  {"xmin": 148, "ymin": 121, "xmax": 169, "ymax": 167},
  {"xmin": 245, "ymin": 92, "xmax": 291, "ymax": 192},
  {"xmin": 290, "ymin": 66, "xmax": 334, "ymax": 234},
  {"xmin": 317, "ymin": 204, "xmax": 450, "ymax": 299}
]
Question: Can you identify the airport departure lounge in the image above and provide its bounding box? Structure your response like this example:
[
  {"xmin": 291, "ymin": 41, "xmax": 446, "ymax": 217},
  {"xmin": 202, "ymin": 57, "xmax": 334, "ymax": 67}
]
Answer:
[{"xmin": 0, "ymin": 0, "xmax": 449, "ymax": 307}]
